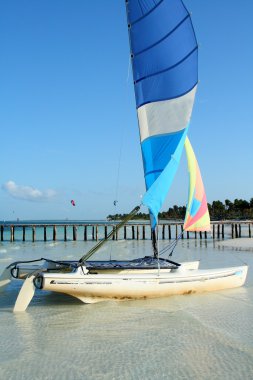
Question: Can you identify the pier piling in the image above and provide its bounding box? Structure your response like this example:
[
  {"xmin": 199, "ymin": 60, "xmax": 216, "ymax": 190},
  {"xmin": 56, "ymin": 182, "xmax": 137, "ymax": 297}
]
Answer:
[
  {"xmin": 53, "ymin": 226, "xmax": 57, "ymax": 241},
  {"xmin": 168, "ymin": 225, "xmax": 171, "ymax": 240},
  {"xmin": 32, "ymin": 226, "xmax": 35, "ymax": 242},
  {"xmin": 0, "ymin": 221, "xmax": 251, "ymax": 243},
  {"xmin": 142, "ymin": 225, "xmax": 145, "ymax": 240},
  {"xmin": 235, "ymin": 224, "xmax": 238, "ymax": 238}
]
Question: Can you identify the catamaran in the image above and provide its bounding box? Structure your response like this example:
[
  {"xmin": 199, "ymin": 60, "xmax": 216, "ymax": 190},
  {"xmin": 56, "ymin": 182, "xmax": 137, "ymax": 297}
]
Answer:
[{"xmin": 0, "ymin": 0, "xmax": 248, "ymax": 311}]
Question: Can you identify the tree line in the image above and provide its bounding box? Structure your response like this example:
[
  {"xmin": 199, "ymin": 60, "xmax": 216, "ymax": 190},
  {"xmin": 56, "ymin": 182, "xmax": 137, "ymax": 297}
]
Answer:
[{"xmin": 107, "ymin": 198, "xmax": 253, "ymax": 221}]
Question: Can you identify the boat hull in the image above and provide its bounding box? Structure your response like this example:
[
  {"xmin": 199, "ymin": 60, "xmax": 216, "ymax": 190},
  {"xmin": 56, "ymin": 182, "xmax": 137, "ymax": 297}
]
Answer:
[{"xmin": 39, "ymin": 265, "xmax": 248, "ymax": 303}]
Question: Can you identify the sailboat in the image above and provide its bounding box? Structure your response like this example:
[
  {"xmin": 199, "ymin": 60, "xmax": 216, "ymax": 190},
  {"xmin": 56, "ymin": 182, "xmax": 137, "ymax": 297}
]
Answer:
[{"xmin": 0, "ymin": 0, "xmax": 248, "ymax": 311}]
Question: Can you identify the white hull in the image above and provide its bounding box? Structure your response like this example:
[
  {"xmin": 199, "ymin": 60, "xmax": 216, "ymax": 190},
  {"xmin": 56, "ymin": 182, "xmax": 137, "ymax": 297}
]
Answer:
[
  {"xmin": 38, "ymin": 265, "xmax": 248, "ymax": 304},
  {"xmin": 1, "ymin": 260, "xmax": 248, "ymax": 311}
]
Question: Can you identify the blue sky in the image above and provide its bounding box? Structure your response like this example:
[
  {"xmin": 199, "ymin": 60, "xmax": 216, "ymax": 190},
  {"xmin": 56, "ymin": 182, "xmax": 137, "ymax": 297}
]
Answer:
[{"xmin": 0, "ymin": 0, "xmax": 252, "ymax": 221}]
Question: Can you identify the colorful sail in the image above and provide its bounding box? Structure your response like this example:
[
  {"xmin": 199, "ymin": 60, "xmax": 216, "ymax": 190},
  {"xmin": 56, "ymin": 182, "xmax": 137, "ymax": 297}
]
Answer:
[
  {"xmin": 183, "ymin": 137, "xmax": 210, "ymax": 232},
  {"xmin": 126, "ymin": 0, "xmax": 198, "ymax": 228}
]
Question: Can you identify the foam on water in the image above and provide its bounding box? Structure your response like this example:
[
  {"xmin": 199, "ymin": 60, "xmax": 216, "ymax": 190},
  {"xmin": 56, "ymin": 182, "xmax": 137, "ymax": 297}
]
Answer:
[{"xmin": 0, "ymin": 239, "xmax": 253, "ymax": 379}]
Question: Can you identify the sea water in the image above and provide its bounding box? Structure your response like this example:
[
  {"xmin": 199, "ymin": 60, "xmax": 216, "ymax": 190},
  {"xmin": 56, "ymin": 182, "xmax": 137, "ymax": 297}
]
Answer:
[{"xmin": 0, "ymin": 237, "xmax": 253, "ymax": 380}]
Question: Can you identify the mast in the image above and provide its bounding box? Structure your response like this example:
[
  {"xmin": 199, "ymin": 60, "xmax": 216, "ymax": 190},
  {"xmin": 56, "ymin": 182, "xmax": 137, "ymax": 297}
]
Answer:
[
  {"xmin": 150, "ymin": 214, "xmax": 158, "ymax": 258},
  {"xmin": 151, "ymin": 229, "xmax": 158, "ymax": 259}
]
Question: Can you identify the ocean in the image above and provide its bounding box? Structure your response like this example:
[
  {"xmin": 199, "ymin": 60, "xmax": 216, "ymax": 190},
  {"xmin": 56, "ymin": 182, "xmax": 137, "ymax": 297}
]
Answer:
[{"xmin": 0, "ymin": 236, "xmax": 253, "ymax": 380}]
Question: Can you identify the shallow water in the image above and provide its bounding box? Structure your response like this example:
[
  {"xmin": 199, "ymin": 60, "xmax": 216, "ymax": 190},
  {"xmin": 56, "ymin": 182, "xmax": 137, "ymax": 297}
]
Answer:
[{"xmin": 0, "ymin": 239, "xmax": 253, "ymax": 380}]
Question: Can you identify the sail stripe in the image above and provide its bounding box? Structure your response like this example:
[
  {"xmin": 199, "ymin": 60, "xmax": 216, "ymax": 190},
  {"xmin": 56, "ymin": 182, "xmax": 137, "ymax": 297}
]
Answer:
[
  {"xmin": 138, "ymin": 86, "xmax": 197, "ymax": 142},
  {"xmin": 190, "ymin": 197, "xmax": 201, "ymax": 217},
  {"xmin": 135, "ymin": 51, "xmax": 198, "ymax": 108},
  {"xmin": 128, "ymin": 0, "xmax": 189, "ymax": 51},
  {"xmin": 183, "ymin": 137, "xmax": 210, "ymax": 232},
  {"xmin": 142, "ymin": 127, "xmax": 188, "ymax": 228},
  {"xmin": 134, "ymin": 15, "xmax": 190, "ymax": 56},
  {"xmin": 141, "ymin": 128, "xmax": 186, "ymax": 189},
  {"xmin": 130, "ymin": 0, "xmax": 164, "ymax": 26},
  {"xmin": 137, "ymin": 84, "xmax": 198, "ymax": 109},
  {"xmin": 132, "ymin": 15, "xmax": 197, "ymax": 83},
  {"xmin": 186, "ymin": 194, "xmax": 208, "ymax": 227},
  {"xmin": 135, "ymin": 47, "xmax": 198, "ymax": 84},
  {"xmin": 145, "ymin": 169, "xmax": 163, "ymax": 176}
]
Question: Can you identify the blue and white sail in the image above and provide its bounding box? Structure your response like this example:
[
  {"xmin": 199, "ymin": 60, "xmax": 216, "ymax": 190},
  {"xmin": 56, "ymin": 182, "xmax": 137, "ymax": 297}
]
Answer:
[{"xmin": 126, "ymin": 0, "xmax": 198, "ymax": 228}]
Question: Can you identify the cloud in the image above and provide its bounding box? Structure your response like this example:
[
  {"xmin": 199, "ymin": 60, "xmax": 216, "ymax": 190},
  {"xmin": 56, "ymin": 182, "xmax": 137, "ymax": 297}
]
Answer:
[{"xmin": 2, "ymin": 180, "xmax": 57, "ymax": 202}]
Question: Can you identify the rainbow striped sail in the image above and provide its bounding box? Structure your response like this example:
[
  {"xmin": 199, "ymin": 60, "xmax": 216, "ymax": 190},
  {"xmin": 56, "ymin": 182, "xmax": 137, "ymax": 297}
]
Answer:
[
  {"xmin": 183, "ymin": 137, "xmax": 210, "ymax": 231},
  {"xmin": 126, "ymin": 0, "xmax": 198, "ymax": 229}
]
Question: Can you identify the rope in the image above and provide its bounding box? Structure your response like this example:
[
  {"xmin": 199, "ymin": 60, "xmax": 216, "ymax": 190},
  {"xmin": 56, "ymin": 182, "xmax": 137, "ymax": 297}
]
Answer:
[
  {"xmin": 7, "ymin": 257, "xmax": 77, "ymax": 269},
  {"xmin": 159, "ymin": 231, "xmax": 184, "ymax": 258},
  {"xmin": 113, "ymin": 54, "xmax": 132, "ymax": 212},
  {"xmin": 79, "ymin": 205, "xmax": 141, "ymax": 263}
]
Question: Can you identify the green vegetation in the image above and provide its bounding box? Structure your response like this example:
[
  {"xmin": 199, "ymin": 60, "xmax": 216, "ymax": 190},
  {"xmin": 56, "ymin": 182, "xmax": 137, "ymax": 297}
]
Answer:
[{"xmin": 107, "ymin": 198, "xmax": 253, "ymax": 221}]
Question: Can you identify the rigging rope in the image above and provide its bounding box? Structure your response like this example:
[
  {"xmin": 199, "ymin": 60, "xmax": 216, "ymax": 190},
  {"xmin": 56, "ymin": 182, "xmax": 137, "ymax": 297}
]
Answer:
[
  {"xmin": 113, "ymin": 54, "xmax": 132, "ymax": 212},
  {"xmin": 79, "ymin": 205, "xmax": 141, "ymax": 263},
  {"xmin": 159, "ymin": 231, "xmax": 184, "ymax": 258}
]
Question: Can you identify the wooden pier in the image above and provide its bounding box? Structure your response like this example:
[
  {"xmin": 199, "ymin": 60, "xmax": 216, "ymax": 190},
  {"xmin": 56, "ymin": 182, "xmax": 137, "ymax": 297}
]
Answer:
[{"xmin": 0, "ymin": 221, "xmax": 252, "ymax": 242}]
